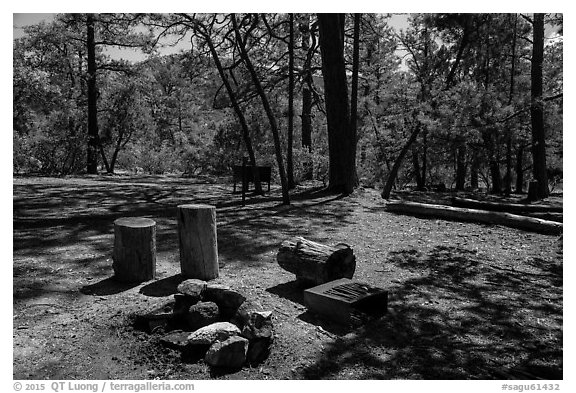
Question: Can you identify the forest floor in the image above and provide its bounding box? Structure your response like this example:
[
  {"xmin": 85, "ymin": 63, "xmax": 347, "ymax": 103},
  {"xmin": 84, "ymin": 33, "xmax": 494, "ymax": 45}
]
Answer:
[{"xmin": 13, "ymin": 174, "xmax": 563, "ymax": 380}]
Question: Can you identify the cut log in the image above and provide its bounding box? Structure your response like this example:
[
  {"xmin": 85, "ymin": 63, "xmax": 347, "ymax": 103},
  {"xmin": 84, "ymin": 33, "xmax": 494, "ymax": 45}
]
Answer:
[
  {"xmin": 112, "ymin": 217, "xmax": 156, "ymax": 282},
  {"xmin": 277, "ymin": 237, "xmax": 356, "ymax": 286},
  {"xmin": 177, "ymin": 204, "xmax": 219, "ymax": 280},
  {"xmin": 452, "ymin": 197, "xmax": 562, "ymax": 213},
  {"xmin": 385, "ymin": 200, "xmax": 562, "ymax": 235}
]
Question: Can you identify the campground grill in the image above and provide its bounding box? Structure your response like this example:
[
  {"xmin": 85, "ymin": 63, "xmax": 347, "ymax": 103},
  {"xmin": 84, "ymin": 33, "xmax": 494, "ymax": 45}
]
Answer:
[{"xmin": 303, "ymin": 278, "xmax": 388, "ymax": 326}]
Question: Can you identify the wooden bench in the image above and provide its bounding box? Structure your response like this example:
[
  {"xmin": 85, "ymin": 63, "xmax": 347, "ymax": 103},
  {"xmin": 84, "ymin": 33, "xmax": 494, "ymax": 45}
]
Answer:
[{"xmin": 232, "ymin": 165, "xmax": 272, "ymax": 193}]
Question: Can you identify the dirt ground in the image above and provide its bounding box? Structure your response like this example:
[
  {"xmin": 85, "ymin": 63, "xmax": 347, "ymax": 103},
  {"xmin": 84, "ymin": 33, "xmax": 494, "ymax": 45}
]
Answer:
[{"xmin": 13, "ymin": 175, "xmax": 563, "ymax": 380}]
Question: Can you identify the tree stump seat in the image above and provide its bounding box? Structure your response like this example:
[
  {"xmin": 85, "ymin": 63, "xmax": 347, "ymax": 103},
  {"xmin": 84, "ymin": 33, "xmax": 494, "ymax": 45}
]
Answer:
[
  {"xmin": 112, "ymin": 217, "xmax": 156, "ymax": 282},
  {"xmin": 177, "ymin": 204, "xmax": 219, "ymax": 280}
]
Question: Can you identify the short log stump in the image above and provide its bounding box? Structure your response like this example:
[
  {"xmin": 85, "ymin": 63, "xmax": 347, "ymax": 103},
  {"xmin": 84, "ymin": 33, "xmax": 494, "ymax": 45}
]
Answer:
[{"xmin": 112, "ymin": 217, "xmax": 156, "ymax": 282}]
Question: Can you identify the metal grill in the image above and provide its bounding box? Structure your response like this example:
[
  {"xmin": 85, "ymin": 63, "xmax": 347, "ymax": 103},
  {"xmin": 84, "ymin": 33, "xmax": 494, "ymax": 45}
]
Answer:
[
  {"xmin": 303, "ymin": 278, "xmax": 388, "ymax": 326},
  {"xmin": 324, "ymin": 282, "xmax": 380, "ymax": 300}
]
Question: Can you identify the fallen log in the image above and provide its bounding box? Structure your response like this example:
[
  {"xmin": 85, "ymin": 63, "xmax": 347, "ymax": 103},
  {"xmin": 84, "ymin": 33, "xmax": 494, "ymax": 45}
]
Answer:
[
  {"xmin": 386, "ymin": 200, "xmax": 562, "ymax": 235},
  {"xmin": 527, "ymin": 212, "xmax": 563, "ymax": 223},
  {"xmin": 277, "ymin": 237, "xmax": 356, "ymax": 286},
  {"xmin": 452, "ymin": 197, "xmax": 563, "ymax": 214}
]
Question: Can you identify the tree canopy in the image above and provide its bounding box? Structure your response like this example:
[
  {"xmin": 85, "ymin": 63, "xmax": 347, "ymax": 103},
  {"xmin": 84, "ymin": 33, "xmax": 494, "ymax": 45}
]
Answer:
[{"xmin": 13, "ymin": 13, "xmax": 563, "ymax": 201}]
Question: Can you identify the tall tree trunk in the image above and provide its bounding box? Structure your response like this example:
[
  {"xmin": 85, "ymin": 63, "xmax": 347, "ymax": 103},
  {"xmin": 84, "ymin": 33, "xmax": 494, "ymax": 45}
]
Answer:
[
  {"xmin": 317, "ymin": 13, "xmax": 356, "ymax": 194},
  {"xmin": 505, "ymin": 14, "xmax": 518, "ymax": 196},
  {"xmin": 489, "ymin": 162, "xmax": 503, "ymax": 194},
  {"xmin": 509, "ymin": 14, "xmax": 518, "ymax": 104},
  {"xmin": 445, "ymin": 16, "xmax": 470, "ymax": 90},
  {"xmin": 530, "ymin": 13, "xmax": 549, "ymax": 199},
  {"xmin": 201, "ymin": 27, "xmax": 262, "ymax": 194},
  {"xmin": 470, "ymin": 151, "xmax": 479, "ymax": 189},
  {"xmin": 382, "ymin": 121, "xmax": 421, "ymax": 199},
  {"xmin": 350, "ymin": 13, "xmax": 361, "ymax": 165},
  {"xmin": 412, "ymin": 147, "xmax": 424, "ymax": 190},
  {"xmin": 481, "ymin": 128, "xmax": 502, "ymax": 194},
  {"xmin": 109, "ymin": 145, "xmax": 121, "ymax": 174},
  {"xmin": 98, "ymin": 142, "xmax": 111, "ymax": 173},
  {"xmin": 86, "ymin": 14, "xmax": 99, "ymax": 174},
  {"xmin": 287, "ymin": 13, "xmax": 295, "ymax": 189},
  {"xmin": 455, "ymin": 141, "xmax": 467, "ymax": 190},
  {"xmin": 348, "ymin": 13, "xmax": 361, "ymax": 188},
  {"xmin": 504, "ymin": 138, "xmax": 512, "ymax": 195},
  {"xmin": 478, "ymin": 24, "xmax": 503, "ymax": 194},
  {"xmin": 86, "ymin": 15, "xmax": 110, "ymax": 175},
  {"xmin": 232, "ymin": 14, "xmax": 290, "ymax": 204},
  {"xmin": 515, "ymin": 146, "xmax": 524, "ymax": 193},
  {"xmin": 421, "ymin": 130, "xmax": 428, "ymax": 186},
  {"xmin": 300, "ymin": 16, "xmax": 313, "ymax": 180}
]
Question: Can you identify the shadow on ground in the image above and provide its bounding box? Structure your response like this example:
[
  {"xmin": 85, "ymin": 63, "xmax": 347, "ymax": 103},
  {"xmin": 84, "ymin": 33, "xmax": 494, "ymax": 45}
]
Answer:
[
  {"xmin": 296, "ymin": 245, "xmax": 563, "ymax": 379},
  {"xmin": 13, "ymin": 176, "xmax": 563, "ymax": 380},
  {"xmin": 80, "ymin": 277, "xmax": 140, "ymax": 296},
  {"xmin": 266, "ymin": 280, "xmax": 306, "ymax": 305},
  {"xmin": 14, "ymin": 176, "xmax": 353, "ymax": 304},
  {"xmin": 139, "ymin": 274, "xmax": 185, "ymax": 297}
]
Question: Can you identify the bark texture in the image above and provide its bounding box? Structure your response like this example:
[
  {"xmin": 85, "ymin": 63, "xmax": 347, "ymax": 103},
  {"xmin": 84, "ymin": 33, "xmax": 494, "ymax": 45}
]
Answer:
[
  {"xmin": 113, "ymin": 217, "xmax": 156, "ymax": 282},
  {"xmin": 177, "ymin": 204, "xmax": 219, "ymax": 280},
  {"xmin": 317, "ymin": 13, "xmax": 357, "ymax": 194},
  {"xmin": 277, "ymin": 237, "xmax": 356, "ymax": 286}
]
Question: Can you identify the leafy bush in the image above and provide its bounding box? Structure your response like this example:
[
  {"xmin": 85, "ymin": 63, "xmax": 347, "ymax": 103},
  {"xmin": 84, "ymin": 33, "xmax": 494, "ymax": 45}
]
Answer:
[{"xmin": 136, "ymin": 140, "xmax": 182, "ymax": 174}]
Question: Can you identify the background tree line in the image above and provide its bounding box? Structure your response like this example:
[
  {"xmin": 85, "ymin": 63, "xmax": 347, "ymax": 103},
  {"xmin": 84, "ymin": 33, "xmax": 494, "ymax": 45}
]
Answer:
[{"xmin": 13, "ymin": 13, "xmax": 563, "ymax": 203}]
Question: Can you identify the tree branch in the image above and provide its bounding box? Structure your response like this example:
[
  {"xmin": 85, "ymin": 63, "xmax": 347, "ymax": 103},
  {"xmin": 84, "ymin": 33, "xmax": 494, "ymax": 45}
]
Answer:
[
  {"xmin": 544, "ymin": 92, "xmax": 562, "ymax": 101},
  {"xmin": 520, "ymin": 14, "xmax": 534, "ymax": 25}
]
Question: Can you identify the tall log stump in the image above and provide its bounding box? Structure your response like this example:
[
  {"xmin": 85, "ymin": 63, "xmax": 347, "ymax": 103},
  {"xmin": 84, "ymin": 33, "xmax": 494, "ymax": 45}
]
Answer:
[
  {"xmin": 113, "ymin": 217, "xmax": 156, "ymax": 282},
  {"xmin": 277, "ymin": 237, "xmax": 356, "ymax": 286},
  {"xmin": 177, "ymin": 204, "xmax": 219, "ymax": 280}
]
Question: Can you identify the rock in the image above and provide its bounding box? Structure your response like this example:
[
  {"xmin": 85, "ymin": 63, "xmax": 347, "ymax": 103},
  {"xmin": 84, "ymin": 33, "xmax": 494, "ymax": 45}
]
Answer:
[
  {"xmin": 203, "ymin": 284, "xmax": 246, "ymax": 316},
  {"xmin": 141, "ymin": 300, "xmax": 175, "ymax": 319},
  {"xmin": 134, "ymin": 312, "xmax": 172, "ymax": 334},
  {"xmin": 148, "ymin": 319, "xmax": 169, "ymax": 334},
  {"xmin": 186, "ymin": 301, "xmax": 220, "ymax": 330},
  {"xmin": 240, "ymin": 311, "xmax": 273, "ymax": 340},
  {"xmin": 246, "ymin": 337, "xmax": 272, "ymax": 365},
  {"xmin": 160, "ymin": 330, "xmax": 190, "ymax": 350},
  {"xmin": 205, "ymin": 336, "xmax": 249, "ymax": 368},
  {"xmin": 134, "ymin": 300, "xmax": 175, "ymax": 332},
  {"xmin": 181, "ymin": 344, "xmax": 211, "ymax": 363},
  {"xmin": 253, "ymin": 310, "xmax": 273, "ymax": 323},
  {"xmin": 187, "ymin": 322, "xmax": 241, "ymax": 346},
  {"xmin": 145, "ymin": 311, "xmax": 173, "ymax": 320},
  {"xmin": 241, "ymin": 321, "xmax": 273, "ymax": 340},
  {"xmin": 231, "ymin": 300, "xmax": 264, "ymax": 328},
  {"xmin": 177, "ymin": 279, "xmax": 207, "ymax": 300},
  {"xmin": 173, "ymin": 293, "xmax": 198, "ymax": 317},
  {"xmin": 240, "ymin": 309, "xmax": 273, "ymax": 364}
]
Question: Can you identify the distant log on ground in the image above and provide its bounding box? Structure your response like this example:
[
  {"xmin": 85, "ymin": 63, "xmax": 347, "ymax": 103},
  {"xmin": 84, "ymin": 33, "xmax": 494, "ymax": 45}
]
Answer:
[
  {"xmin": 527, "ymin": 212, "xmax": 563, "ymax": 223},
  {"xmin": 386, "ymin": 200, "xmax": 562, "ymax": 235},
  {"xmin": 277, "ymin": 237, "xmax": 356, "ymax": 286},
  {"xmin": 113, "ymin": 217, "xmax": 156, "ymax": 282},
  {"xmin": 452, "ymin": 197, "xmax": 563, "ymax": 214}
]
